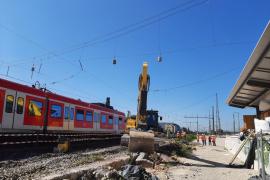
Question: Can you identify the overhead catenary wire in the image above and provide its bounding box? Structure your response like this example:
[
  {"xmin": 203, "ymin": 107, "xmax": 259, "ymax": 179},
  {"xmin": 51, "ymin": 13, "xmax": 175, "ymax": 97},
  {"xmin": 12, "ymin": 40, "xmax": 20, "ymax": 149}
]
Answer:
[
  {"xmin": 151, "ymin": 66, "xmax": 240, "ymax": 92},
  {"xmin": 52, "ymin": 0, "xmax": 209, "ymax": 58},
  {"xmin": 160, "ymin": 94, "xmax": 214, "ymax": 121},
  {"xmin": 0, "ymin": 62, "xmax": 74, "ymax": 84},
  {"xmin": 0, "ymin": 73, "xmax": 103, "ymax": 103},
  {"xmin": 0, "ymin": 0, "xmax": 254, "ymax": 97},
  {"xmin": 0, "ymin": 59, "xmax": 133, "ymax": 100},
  {"xmin": 0, "ymin": 24, "xmax": 77, "ymax": 67},
  {"xmin": 0, "ymin": 23, "xmax": 83, "ymax": 84},
  {"xmin": 0, "ymin": 0, "xmax": 208, "ymax": 66},
  {"xmin": 0, "ymin": 0, "xmax": 255, "ymax": 114},
  {"xmin": 50, "ymin": 72, "xmax": 79, "ymax": 85},
  {"xmin": 0, "ymin": 0, "xmax": 254, "ymax": 70},
  {"xmin": 0, "ymin": 0, "xmax": 209, "ymax": 92},
  {"xmin": 0, "ymin": 39, "xmax": 255, "ymax": 67},
  {"xmin": 179, "ymin": 94, "xmax": 214, "ymax": 111},
  {"xmin": 0, "ymin": 73, "xmax": 132, "ymax": 111},
  {"xmin": 208, "ymin": 0, "xmax": 216, "ymax": 44}
]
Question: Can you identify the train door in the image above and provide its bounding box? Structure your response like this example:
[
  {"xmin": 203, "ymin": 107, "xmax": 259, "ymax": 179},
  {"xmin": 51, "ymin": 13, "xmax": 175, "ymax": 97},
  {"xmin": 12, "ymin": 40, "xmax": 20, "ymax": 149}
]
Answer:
[
  {"xmin": 63, "ymin": 104, "xmax": 75, "ymax": 131},
  {"xmin": 2, "ymin": 89, "xmax": 16, "ymax": 129},
  {"xmin": 12, "ymin": 92, "xmax": 26, "ymax": 129},
  {"xmin": 2, "ymin": 90, "xmax": 26, "ymax": 129},
  {"xmin": 93, "ymin": 111, "xmax": 100, "ymax": 131},
  {"xmin": 114, "ymin": 116, "xmax": 118, "ymax": 133},
  {"xmin": 63, "ymin": 104, "xmax": 70, "ymax": 130},
  {"xmin": 69, "ymin": 105, "xmax": 75, "ymax": 130}
]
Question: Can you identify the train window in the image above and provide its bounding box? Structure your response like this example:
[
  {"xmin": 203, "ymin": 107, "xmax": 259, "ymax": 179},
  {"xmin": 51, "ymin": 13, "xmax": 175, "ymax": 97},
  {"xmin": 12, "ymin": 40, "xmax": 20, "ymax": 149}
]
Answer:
[
  {"xmin": 76, "ymin": 109, "xmax": 84, "ymax": 121},
  {"xmin": 16, "ymin": 97, "xmax": 24, "ymax": 114},
  {"xmin": 50, "ymin": 104, "xmax": 62, "ymax": 118},
  {"xmin": 101, "ymin": 114, "xmax": 106, "ymax": 124},
  {"xmin": 29, "ymin": 100, "xmax": 43, "ymax": 117},
  {"xmin": 119, "ymin": 117, "xmax": 123, "ymax": 125},
  {"xmin": 5, "ymin": 95, "xmax": 14, "ymax": 113},
  {"xmin": 94, "ymin": 112, "xmax": 100, "ymax": 122},
  {"xmin": 70, "ymin": 108, "xmax": 74, "ymax": 120},
  {"xmin": 64, "ymin": 107, "xmax": 69, "ymax": 119},
  {"xmin": 108, "ymin": 116, "xmax": 113, "ymax": 125},
  {"xmin": 86, "ymin": 111, "xmax": 93, "ymax": 122}
]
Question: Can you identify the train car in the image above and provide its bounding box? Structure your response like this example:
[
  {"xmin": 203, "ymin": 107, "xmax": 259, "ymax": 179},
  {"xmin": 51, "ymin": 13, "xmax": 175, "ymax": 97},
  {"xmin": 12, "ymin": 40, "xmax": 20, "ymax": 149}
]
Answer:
[
  {"xmin": 159, "ymin": 122, "xmax": 181, "ymax": 134},
  {"xmin": 0, "ymin": 78, "xmax": 125, "ymax": 134}
]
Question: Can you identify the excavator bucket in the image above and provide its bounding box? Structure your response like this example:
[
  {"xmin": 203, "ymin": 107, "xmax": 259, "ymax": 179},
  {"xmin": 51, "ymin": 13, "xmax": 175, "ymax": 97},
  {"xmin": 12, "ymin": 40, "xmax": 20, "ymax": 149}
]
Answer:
[{"xmin": 128, "ymin": 130, "xmax": 154, "ymax": 154}]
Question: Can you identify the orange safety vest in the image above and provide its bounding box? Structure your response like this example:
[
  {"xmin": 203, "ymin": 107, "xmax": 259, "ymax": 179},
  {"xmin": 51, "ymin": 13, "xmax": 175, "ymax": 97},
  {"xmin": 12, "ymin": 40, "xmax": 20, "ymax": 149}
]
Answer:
[{"xmin": 201, "ymin": 135, "xmax": 206, "ymax": 140}]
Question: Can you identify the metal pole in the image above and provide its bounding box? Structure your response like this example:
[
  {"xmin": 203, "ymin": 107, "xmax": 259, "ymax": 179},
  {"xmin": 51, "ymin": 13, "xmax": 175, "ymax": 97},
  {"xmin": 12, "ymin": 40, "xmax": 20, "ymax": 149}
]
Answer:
[
  {"xmin": 215, "ymin": 93, "xmax": 218, "ymax": 132},
  {"xmin": 256, "ymin": 106, "xmax": 261, "ymax": 119},
  {"xmin": 184, "ymin": 116, "xmax": 208, "ymax": 132},
  {"xmin": 209, "ymin": 110, "xmax": 211, "ymax": 133},
  {"xmin": 212, "ymin": 106, "xmax": 215, "ymax": 133},
  {"xmin": 258, "ymin": 130, "xmax": 266, "ymax": 180}
]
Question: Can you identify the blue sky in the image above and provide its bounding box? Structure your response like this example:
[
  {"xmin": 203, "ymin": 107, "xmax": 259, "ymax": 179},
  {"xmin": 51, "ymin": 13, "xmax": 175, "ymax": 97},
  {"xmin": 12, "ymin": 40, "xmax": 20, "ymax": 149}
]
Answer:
[{"xmin": 0, "ymin": 0, "xmax": 269, "ymax": 131}]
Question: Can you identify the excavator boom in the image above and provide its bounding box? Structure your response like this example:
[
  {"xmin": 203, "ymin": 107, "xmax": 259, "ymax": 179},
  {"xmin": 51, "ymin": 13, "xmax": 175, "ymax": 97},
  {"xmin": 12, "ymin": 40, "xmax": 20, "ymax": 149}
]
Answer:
[
  {"xmin": 127, "ymin": 62, "xmax": 155, "ymax": 153},
  {"xmin": 136, "ymin": 62, "xmax": 150, "ymax": 128}
]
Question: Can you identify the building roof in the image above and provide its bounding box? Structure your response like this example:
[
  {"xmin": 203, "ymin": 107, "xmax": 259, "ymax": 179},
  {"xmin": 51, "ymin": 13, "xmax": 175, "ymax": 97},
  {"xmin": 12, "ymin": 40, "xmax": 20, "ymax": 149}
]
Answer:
[{"xmin": 227, "ymin": 21, "xmax": 270, "ymax": 108}]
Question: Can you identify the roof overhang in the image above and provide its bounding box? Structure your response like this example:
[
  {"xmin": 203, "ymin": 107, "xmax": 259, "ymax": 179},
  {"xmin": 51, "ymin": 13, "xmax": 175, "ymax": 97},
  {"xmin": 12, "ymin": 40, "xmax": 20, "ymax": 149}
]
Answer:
[{"xmin": 227, "ymin": 21, "xmax": 270, "ymax": 108}]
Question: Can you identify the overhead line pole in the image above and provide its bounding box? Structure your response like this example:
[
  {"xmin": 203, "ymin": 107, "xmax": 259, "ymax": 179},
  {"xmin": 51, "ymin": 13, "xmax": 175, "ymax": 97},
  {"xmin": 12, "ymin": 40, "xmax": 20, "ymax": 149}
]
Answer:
[
  {"xmin": 212, "ymin": 106, "xmax": 215, "ymax": 134},
  {"xmin": 209, "ymin": 110, "xmax": 211, "ymax": 133},
  {"xmin": 183, "ymin": 121, "xmax": 195, "ymax": 130},
  {"xmin": 216, "ymin": 93, "xmax": 221, "ymax": 132},
  {"xmin": 184, "ymin": 114, "xmax": 209, "ymax": 133}
]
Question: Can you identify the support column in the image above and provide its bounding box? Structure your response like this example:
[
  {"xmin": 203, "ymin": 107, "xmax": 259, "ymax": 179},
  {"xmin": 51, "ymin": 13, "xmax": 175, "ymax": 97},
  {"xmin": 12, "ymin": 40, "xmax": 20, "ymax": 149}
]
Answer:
[{"xmin": 256, "ymin": 106, "xmax": 261, "ymax": 119}]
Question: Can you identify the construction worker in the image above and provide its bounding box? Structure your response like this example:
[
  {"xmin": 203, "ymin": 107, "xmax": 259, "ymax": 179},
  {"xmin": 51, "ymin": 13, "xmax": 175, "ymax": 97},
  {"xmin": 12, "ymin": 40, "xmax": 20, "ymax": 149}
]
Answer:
[
  {"xmin": 239, "ymin": 127, "xmax": 247, "ymax": 141},
  {"xmin": 208, "ymin": 135, "xmax": 212, "ymax": 145},
  {"xmin": 211, "ymin": 135, "xmax": 216, "ymax": 146},
  {"xmin": 202, "ymin": 134, "xmax": 206, "ymax": 146}
]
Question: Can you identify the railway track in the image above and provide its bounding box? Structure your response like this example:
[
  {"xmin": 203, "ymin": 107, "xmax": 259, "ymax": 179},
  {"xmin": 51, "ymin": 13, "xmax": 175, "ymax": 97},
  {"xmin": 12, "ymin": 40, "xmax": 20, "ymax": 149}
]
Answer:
[{"xmin": 0, "ymin": 132, "xmax": 122, "ymax": 160}]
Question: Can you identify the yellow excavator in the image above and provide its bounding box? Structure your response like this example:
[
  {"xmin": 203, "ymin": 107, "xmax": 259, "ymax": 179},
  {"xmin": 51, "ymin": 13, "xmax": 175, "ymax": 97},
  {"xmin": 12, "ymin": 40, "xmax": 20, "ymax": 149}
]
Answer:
[{"xmin": 122, "ymin": 62, "xmax": 157, "ymax": 153}]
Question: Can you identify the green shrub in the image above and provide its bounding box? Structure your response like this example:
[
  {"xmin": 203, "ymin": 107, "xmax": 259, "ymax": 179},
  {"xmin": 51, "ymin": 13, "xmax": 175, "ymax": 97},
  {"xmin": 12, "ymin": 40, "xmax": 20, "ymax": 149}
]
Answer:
[{"xmin": 185, "ymin": 134, "xmax": 197, "ymax": 142}]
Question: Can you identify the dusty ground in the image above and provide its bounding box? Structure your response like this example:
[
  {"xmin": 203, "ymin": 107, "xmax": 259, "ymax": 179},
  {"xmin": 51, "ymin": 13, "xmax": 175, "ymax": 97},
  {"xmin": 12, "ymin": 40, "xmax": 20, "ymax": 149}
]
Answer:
[
  {"xmin": 0, "ymin": 138, "xmax": 260, "ymax": 180},
  {"xmin": 159, "ymin": 137, "xmax": 258, "ymax": 180}
]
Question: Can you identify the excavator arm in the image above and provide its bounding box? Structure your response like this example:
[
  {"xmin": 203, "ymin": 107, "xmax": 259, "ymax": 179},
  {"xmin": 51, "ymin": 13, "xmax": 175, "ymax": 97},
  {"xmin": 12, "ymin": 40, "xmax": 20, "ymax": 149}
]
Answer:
[{"xmin": 136, "ymin": 62, "xmax": 150, "ymax": 129}]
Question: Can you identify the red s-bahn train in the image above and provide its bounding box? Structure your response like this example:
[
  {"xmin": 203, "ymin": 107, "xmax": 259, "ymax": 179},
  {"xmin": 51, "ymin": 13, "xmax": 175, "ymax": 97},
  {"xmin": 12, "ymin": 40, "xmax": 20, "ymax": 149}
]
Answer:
[{"xmin": 0, "ymin": 78, "xmax": 126, "ymax": 134}]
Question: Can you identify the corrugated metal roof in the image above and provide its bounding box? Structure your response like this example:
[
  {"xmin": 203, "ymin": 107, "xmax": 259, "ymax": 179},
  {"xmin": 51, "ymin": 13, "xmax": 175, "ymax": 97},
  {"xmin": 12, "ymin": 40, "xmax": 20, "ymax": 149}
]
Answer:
[{"xmin": 227, "ymin": 21, "xmax": 270, "ymax": 108}]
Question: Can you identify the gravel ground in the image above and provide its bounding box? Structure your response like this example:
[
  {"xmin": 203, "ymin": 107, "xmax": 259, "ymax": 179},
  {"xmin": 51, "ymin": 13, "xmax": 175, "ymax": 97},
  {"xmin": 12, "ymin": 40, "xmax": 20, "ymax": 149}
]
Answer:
[
  {"xmin": 0, "ymin": 146, "xmax": 127, "ymax": 179},
  {"xmin": 163, "ymin": 138, "xmax": 258, "ymax": 180}
]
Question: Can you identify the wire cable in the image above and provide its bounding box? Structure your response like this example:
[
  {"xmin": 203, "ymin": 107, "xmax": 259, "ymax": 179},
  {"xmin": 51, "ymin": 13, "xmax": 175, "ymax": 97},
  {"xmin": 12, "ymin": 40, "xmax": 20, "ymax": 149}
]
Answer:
[
  {"xmin": 1, "ymin": 0, "xmax": 208, "ymax": 65},
  {"xmin": 151, "ymin": 66, "xmax": 239, "ymax": 92}
]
